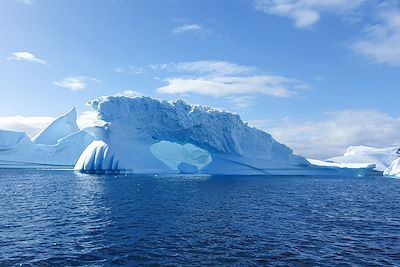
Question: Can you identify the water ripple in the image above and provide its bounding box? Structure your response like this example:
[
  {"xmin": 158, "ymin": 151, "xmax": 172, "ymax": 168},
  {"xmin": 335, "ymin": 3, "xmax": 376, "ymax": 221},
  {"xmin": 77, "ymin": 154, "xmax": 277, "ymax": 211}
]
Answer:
[{"xmin": 0, "ymin": 170, "xmax": 399, "ymax": 266}]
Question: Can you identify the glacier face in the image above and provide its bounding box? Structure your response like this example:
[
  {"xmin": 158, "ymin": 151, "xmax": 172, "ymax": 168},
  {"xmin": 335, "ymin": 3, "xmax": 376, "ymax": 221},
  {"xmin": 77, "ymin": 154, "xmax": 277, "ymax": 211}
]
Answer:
[
  {"xmin": 329, "ymin": 146, "xmax": 400, "ymax": 172},
  {"xmin": 74, "ymin": 96, "xmax": 374, "ymax": 175}
]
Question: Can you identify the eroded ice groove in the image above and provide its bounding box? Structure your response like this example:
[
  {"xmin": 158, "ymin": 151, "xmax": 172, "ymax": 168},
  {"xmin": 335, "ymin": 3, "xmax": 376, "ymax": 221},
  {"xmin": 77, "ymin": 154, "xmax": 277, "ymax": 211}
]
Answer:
[{"xmin": 74, "ymin": 141, "xmax": 123, "ymax": 174}]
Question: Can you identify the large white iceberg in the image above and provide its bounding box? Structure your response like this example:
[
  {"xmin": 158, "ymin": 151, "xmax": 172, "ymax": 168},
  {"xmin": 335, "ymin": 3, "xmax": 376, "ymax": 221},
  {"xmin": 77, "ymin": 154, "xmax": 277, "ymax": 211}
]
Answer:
[
  {"xmin": 329, "ymin": 145, "xmax": 400, "ymax": 172},
  {"xmin": 0, "ymin": 95, "xmax": 377, "ymax": 175},
  {"xmin": 73, "ymin": 96, "xmax": 374, "ymax": 175},
  {"xmin": 0, "ymin": 108, "xmax": 94, "ymax": 168}
]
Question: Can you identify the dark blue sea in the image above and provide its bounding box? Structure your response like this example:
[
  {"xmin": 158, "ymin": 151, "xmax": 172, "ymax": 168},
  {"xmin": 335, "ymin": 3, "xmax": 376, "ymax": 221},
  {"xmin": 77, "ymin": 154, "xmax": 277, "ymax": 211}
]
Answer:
[{"xmin": 0, "ymin": 169, "xmax": 399, "ymax": 266}]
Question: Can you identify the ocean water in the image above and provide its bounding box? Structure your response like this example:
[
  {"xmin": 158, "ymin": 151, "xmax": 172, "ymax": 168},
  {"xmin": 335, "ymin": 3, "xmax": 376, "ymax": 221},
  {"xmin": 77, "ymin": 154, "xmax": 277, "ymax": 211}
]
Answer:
[{"xmin": 0, "ymin": 170, "xmax": 399, "ymax": 266}]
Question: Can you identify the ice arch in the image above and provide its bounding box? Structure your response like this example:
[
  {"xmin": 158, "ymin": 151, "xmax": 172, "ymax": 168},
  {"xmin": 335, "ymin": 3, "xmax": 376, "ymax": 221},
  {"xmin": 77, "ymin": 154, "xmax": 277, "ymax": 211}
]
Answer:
[{"xmin": 150, "ymin": 141, "xmax": 212, "ymax": 174}]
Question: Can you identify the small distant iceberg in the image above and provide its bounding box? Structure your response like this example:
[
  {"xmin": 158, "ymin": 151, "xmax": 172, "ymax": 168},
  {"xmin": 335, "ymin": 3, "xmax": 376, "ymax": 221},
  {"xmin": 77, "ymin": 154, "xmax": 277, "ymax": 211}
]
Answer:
[{"xmin": 327, "ymin": 145, "xmax": 400, "ymax": 173}]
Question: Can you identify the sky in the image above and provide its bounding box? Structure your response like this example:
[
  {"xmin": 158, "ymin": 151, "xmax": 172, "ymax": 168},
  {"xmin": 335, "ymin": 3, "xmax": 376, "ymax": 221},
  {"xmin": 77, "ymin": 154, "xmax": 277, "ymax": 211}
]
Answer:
[{"xmin": 1, "ymin": 0, "xmax": 400, "ymax": 159}]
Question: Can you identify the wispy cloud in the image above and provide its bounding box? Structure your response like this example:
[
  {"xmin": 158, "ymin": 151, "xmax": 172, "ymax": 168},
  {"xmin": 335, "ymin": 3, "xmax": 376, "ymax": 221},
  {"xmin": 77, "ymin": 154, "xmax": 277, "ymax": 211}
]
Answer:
[
  {"xmin": 253, "ymin": 0, "xmax": 364, "ymax": 28},
  {"xmin": 150, "ymin": 60, "xmax": 254, "ymax": 75},
  {"xmin": 250, "ymin": 110, "xmax": 400, "ymax": 159},
  {"xmin": 351, "ymin": 9, "xmax": 400, "ymax": 66},
  {"xmin": 53, "ymin": 76, "xmax": 100, "ymax": 91},
  {"xmin": 153, "ymin": 60, "xmax": 307, "ymax": 99},
  {"xmin": 14, "ymin": 0, "xmax": 33, "ymax": 5},
  {"xmin": 225, "ymin": 96, "xmax": 254, "ymax": 109},
  {"xmin": 172, "ymin": 23, "xmax": 211, "ymax": 37},
  {"xmin": 114, "ymin": 66, "xmax": 144, "ymax": 75},
  {"xmin": 7, "ymin": 51, "xmax": 46, "ymax": 64}
]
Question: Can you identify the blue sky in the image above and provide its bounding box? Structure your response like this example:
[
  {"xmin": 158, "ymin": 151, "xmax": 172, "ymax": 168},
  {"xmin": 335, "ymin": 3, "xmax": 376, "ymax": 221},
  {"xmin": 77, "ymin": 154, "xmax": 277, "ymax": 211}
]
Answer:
[{"xmin": 1, "ymin": 0, "xmax": 400, "ymax": 159}]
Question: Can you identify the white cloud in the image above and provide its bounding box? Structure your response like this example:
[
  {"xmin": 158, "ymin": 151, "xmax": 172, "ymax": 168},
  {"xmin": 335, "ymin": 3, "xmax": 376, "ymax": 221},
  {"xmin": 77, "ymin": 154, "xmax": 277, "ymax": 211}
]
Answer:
[
  {"xmin": 352, "ymin": 9, "xmax": 400, "ymax": 66},
  {"xmin": 172, "ymin": 24, "xmax": 211, "ymax": 36},
  {"xmin": 7, "ymin": 51, "xmax": 46, "ymax": 64},
  {"xmin": 114, "ymin": 66, "xmax": 144, "ymax": 74},
  {"xmin": 250, "ymin": 110, "xmax": 400, "ymax": 159},
  {"xmin": 158, "ymin": 76, "xmax": 296, "ymax": 97},
  {"xmin": 53, "ymin": 76, "xmax": 100, "ymax": 91},
  {"xmin": 154, "ymin": 60, "xmax": 306, "ymax": 98},
  {"xmin": 154, "ymin": 60, "xmax": 254, "ymax": 76},
  {"xmin": 253, "ymin": 0, "xmax": 364, "ymax": 28},
  {"xmin": 115, "ymin": 90, "xmax": 143, "ymax": 98},
  {"xmin": 0, "ymin": 116, "xmax": 53, "ymax": 137},
  {"xmin": 14, "ymin": 0, "xmax": 33, "ymax": 5}
]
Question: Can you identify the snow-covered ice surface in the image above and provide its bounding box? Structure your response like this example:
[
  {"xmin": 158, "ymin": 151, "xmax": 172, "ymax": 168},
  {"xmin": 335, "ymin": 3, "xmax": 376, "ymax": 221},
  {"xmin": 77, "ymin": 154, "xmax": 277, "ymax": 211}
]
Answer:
[
  {"xmin": 329, "ymin": 146, "xmax": 400, "ymax": 172},
  {"xmin": 73, "ymin": 96, "xmax": 375, "ymax": 175},
  {"xmin": 0, "ymin": 109, "xmax": 94, "ymax": 167},
  {"xmin": 32, "ymin": 108, "xmax": 80, "ymax": 145}
]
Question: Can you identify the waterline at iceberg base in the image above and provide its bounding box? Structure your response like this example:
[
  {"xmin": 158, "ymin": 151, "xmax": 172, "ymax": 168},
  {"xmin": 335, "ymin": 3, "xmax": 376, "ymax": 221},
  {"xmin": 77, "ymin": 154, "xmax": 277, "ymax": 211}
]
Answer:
[{"xmin": 0, "ymin": 95, "xmax": 378, "ymax": 176}]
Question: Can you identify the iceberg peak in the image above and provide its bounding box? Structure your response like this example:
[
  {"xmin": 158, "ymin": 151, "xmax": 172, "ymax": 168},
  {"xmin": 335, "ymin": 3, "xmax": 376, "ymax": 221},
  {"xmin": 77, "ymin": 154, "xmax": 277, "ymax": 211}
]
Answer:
[{"xmin": 32, "ymin": 107, "xmax": 79, "ymax": 145}]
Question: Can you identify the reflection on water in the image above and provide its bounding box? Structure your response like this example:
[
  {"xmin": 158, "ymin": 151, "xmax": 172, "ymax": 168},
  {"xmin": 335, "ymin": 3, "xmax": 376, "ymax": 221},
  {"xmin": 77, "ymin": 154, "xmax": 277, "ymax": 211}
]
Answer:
[{"xmin": 0, "ymin": 169, "xmax": 399, "ymax": 266}]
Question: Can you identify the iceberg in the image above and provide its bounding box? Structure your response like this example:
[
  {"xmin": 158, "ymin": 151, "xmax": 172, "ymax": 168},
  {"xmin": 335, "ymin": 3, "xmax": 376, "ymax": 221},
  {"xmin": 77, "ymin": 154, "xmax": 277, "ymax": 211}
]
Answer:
[
  {"xmin": 383, "ymin": 158, "xmax": 400, "ymax": 177},
  {"xmin": 329, "ymin": 146, "xmax": 400, "ymax": 172},
  {"xmin": 73, "ymin": 96, "xmax": 374, "ymax": 176},
  {"xmin": 0, "ymin": 108, "xmax": 94, "ymax": 168},
  {"xmin": 307, "ymin": 159, "xmax": 376, "ymax": 170},
  {"xmin": 0, "ymin": 95, "xmax": 377, "ymax": 175}
]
